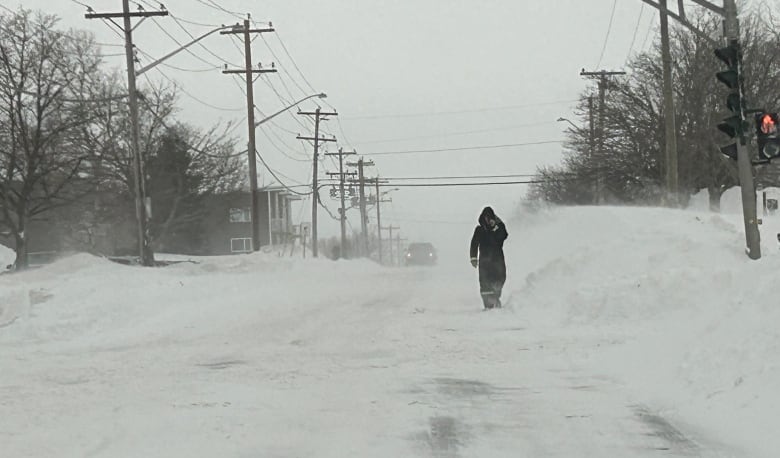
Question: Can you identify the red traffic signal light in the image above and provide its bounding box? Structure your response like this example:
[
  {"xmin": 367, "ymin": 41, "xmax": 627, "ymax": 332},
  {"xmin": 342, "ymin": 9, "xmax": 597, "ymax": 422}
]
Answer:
[
  {"xmin": 755, "ymin": 112, "xmax": 780, "ymax": 160},
  {"xmin": 758, "ymin": 113, "xmax": 778, "ymax": 135}
]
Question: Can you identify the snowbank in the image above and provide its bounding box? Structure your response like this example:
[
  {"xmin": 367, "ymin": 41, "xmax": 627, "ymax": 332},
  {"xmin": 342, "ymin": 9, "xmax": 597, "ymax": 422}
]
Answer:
[
  {"xmin": 506, "ymin": 205, "xmax": 780, "ymax": 456},
  {"xmin": 2, "ymin": 204, "xmax": 779, "ymax": 456}
]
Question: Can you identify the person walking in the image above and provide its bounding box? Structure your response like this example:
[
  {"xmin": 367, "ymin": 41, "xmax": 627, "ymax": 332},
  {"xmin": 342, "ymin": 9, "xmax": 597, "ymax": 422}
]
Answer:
[{"xmin": 469, "ymin": 206, "xmax": 508, "ymax": 309}]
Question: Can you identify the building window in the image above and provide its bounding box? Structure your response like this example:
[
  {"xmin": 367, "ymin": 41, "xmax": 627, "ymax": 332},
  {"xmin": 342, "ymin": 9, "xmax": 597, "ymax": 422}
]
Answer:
[
  {"xmin": 230, "ymin": 238, "xmax": 252, "ymax": 253},
  {"xmin": 229, "ymin": 208, "xmax": 251, "ymax": 223}
]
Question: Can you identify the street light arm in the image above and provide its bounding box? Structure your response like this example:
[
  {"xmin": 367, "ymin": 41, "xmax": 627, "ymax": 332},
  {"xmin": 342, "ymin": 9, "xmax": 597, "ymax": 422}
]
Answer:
[
  {"xmin": 557, "ymin": 117, "xmax": 581, "ymax": 132},
  {"xmin": 136, "ymin": 25, "xmax": 232, "ymax": 75},
  {"xmin": 255, "ymin": 93, "xmax": 327, "ymax": 127}
]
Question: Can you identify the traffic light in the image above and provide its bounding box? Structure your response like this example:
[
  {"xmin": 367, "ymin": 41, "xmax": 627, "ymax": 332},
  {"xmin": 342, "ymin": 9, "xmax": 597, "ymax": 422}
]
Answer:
[
  {"xmin": 755, "ymin": 112, "xmax": 780, "ymax": 160},
  {"xmin": 714, "ymin": 40, "xmax": 746, "ymax": 159}
]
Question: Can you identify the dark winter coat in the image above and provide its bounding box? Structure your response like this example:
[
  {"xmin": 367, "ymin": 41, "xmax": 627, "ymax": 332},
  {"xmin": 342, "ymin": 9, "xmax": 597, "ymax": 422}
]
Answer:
[{"xmin": 470, "ymin": 207, "xmax": 508, "ymax": 284}]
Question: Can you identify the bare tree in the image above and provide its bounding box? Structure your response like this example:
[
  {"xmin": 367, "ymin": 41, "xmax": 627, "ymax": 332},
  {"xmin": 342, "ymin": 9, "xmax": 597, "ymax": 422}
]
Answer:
[
  {"xmin": 529, "ymin": 8, "xmax": 780, "ymax": 208},
  {"xmin": 0, "ymin": 9, "xmax": 103, "ymax": 269}
]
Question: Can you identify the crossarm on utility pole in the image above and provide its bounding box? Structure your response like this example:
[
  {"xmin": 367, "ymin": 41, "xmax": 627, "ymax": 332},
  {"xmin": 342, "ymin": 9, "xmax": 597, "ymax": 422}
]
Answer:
[
  {"xmin": 637, "ymin": 0, "xmax": 719, "ymax": 45},
  {"xmin": 687, "ymin": 0, "xmax": 724, "ymax": 15}
]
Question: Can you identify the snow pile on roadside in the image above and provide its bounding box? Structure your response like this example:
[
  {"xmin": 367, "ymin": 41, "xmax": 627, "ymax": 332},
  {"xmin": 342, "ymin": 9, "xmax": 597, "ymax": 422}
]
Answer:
[
  {"xmin": 0, "ymin": 243, "xmax": 13, "ymax": 270},
  {"xmin": 507, "ymin": 205, "xmax": 780, "ymax": 455}
]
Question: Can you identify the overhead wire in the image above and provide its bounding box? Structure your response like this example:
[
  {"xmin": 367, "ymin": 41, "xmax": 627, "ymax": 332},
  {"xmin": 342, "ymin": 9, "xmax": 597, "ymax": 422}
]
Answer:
[
  {"xmin": 640, "ymin": 10, "xmax": 657, "ymax": 51},
  {"xmin": 137, "ymin": 75, "xmax": 247, "ymax": 159},
  {"xmin": 136, "ymin": 48, "xmax": 219, "ymax": 73},
  {"xmin": 254, "ymin": 150, "xmax": 311, "ymax": 196},
  {"xmin": 193, "ymin": 0, "xmax": 245, "ymax": 21},
  {"xmin": 227, "ymin": 74, "xmax": 314, "ymax": 157},
  {"xmin": 595, "ymin": 0, "xmax": 619, "ymax": 68},
  {"xmin": 382, "ymin": 174, "xmax": 539, "ymax": 180},
  {"xmin": 370, "ymin": 140, "xmax": 563, "ymax": 156},
  {"xmin": 259, "ymin": 34, "xmax": 309, "ymax": 98},
  {"xmin": 273, "ymin": 30, "xmax": 318, "ymax": 93},
  {"xmin": 379, "ymin": 180, "xmax": 544, "ymax": 187},
  {"xmin": 353, "ymin": 120, "xmax": 557, "ymax": 146},
  {"xmin": 149, "ymin": 17, "xmax": 223, "ymax": 68},
  {"xmin": 166, "ymin": 13, "xmax": 241, "ymax": 67},
  {"xmin": 626, "ymin": 3, "xmax": 645, "ymax": 61},
  {"xmin": 342, "ymin": 99, "xmax": 580, "ymax": 120},
  {"xmin": 151, "ymin": 65, "xmax": 244, "ymax": 111}
]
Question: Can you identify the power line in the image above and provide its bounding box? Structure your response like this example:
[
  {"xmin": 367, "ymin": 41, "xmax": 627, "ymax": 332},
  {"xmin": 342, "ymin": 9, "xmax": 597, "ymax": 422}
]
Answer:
[
  {"xmin": 255, "ymin": 150, "xmax": 311, "ymax": 196},
  {"xmin": 166, "ymin": 14, "xmax": 240, "ymax": 67},
  {"xmin": 68, "ymin": 0, "xmax": 92, "ymax": 10},
  {"xmin": 380, "ymin": 180, "xmax": 544, "ymax": 187},
  {"xmin": 640, "ymin": 11, "xmax": 656, "ymax": 51},
  {"xmin": 260, "ymin": 33, "xmax": 309, "ymax": 97},
  {"xmin": 193, "ymin": 0, "xmax": 244, "ymax": 21},
  {"xmin": 369, "ymin": 140, "xmax": 563, "ymax": 156},
  {"xmin": 626, "ymin": 3, "xmax": 645, "ymax": 61},
  {"xmin": 353, "ymin": 120, "xmax": 557, "ymax": 145},
  {"xmin": 135, "ymin": 0, "xmax": 221, "ymax": 27},
  {"xmin": 383, "ymin": 174, "xmax": 538, "ymax": 180},
  {"xmin": 136, "ymin": 48, "xmax": 218, "ymax": 72},
  {"xmin": 137, "ymin": 80, "xmax": 247, "ymax": 159},
  {"xmin": 149, "ymin": 17, "xmax": 222, "ymax": 68},
  {"xmin": 342, "ymin": 99, "xmax": 580, "ymax": 120},
  {"xmin": 255, "ymin": 150, "xmax": 307, "ymax": 185},
  {"xmin": 274, "ymin": 30, "xmax": 318, "ymax": 93},
  {"xmin": 152, "ymin": 66, "xmax": 244, "ymax": 111},
  {"xmin": 595, "ymin": 0, "xmax": 619, "ymax": 68}
]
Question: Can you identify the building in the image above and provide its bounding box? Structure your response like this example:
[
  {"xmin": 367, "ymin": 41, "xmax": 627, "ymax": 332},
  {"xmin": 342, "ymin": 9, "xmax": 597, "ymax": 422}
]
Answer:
[
  {"xmin": 198, "ymin": 188, "xmax": 297, "ymax": 255},
  {"xmin": 0, "ymin": 188, "xmax": 300, "ymax": 260}
]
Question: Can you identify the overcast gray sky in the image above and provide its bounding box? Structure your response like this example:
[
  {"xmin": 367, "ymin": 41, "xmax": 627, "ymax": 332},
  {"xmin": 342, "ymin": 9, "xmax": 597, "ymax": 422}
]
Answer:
[{"xmin": 3, "ymin": 0, "xmax": 719, "ymax": 243}]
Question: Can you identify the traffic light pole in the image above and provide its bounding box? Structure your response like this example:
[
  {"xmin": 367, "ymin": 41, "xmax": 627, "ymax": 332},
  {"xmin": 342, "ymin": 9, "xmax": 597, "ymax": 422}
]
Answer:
[
  {"xmin": 724, "ymin": 0, "xmax": 761, "ymax": 259},
  {"xmin": 637, "ymin": 0, "xmax": 760, "ymax": 258}
]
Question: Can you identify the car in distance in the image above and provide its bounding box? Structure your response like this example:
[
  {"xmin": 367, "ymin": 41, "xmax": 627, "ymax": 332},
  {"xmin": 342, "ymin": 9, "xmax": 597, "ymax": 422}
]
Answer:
[{"xmin": 404, "ymin": 242, "xmax": 437, "ymax": 266}]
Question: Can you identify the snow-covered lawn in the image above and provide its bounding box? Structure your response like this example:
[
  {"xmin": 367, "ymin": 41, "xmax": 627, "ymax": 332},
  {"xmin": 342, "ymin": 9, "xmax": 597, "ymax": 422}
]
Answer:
[{"xmin": 1, "ymin": 205, "xmax": 779, "ymax": 457}]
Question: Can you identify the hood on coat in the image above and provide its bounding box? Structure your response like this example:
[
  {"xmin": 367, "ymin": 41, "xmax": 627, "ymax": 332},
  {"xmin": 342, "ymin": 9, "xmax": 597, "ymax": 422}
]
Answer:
[{"xmin": 478, "ymin": 206, "xmax": 497, "ymax": 226}]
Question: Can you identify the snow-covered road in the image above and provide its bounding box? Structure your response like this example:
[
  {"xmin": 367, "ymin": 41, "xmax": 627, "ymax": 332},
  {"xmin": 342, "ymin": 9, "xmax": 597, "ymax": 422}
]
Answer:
[{"xmin": 2, "ymin": 205, "xmax": 778, "ymax": 457}]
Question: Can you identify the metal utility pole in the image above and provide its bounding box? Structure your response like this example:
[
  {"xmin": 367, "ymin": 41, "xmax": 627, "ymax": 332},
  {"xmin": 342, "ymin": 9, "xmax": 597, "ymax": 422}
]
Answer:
[
  {"xmin": 221, "ymin": 20, "xmax": 276, "ymax": 251},
  {"xmin": 580, "ymin": 69, "xmax": 626, "ymax": 204},
  {"xmin": 297, "ymin": 109, "xmax": 337, "ymax": 258},
  {"xmin": 659, "ymin": 0, "xmax": 680, "ymax": 205},
  {"xmin": 325, "ymin": 148, "xmax": 356, "ymax": 258},
  {"xmin": 723, "ymin": 0, "xmax": 760, "ymax": 259},
  {"xmin": 86, "ymin": 2, "xmax": 168, "ymax": 266}
]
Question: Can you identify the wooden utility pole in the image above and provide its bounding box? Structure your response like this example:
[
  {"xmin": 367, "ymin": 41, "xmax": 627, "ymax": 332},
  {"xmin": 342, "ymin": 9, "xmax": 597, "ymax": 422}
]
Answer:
[
  {"xmin": 365, "ymin": 177, "xmax": 391, "ymax": 264},
  {"xmin": 580, "ymin": 69, "xmax": 626, "ymax": 204},
  {"xmin": 382, "ymin": 225, "xmax": 400, "ymax": 266},
  {"xmin": 86, "ymin": 2, "xmax": 168, "ymax": 266},
  {"xmin": 588, "ymin": 95, "xmax": 597, "ymax": 203},
  {"xmin": 325, "ymin": 148, "xmax": 357, "ymax": 258},
  {"xmin": 348, "ymin": 158, "xmax": 374, "ymax": 256},
  {"xmin": 297, "ymin": 109, "xmax": 337, "ymax": 258},
  {"xmin": 221, "ymin": 20, "xmax": 276, "ymax": 251},
  {"xmin": 659, "ymin": 0, "xmax": 680, "ymax": 205},
  {"xmin": 396, "ymin": 235, "xmax": 407, "ymax": 267}
]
